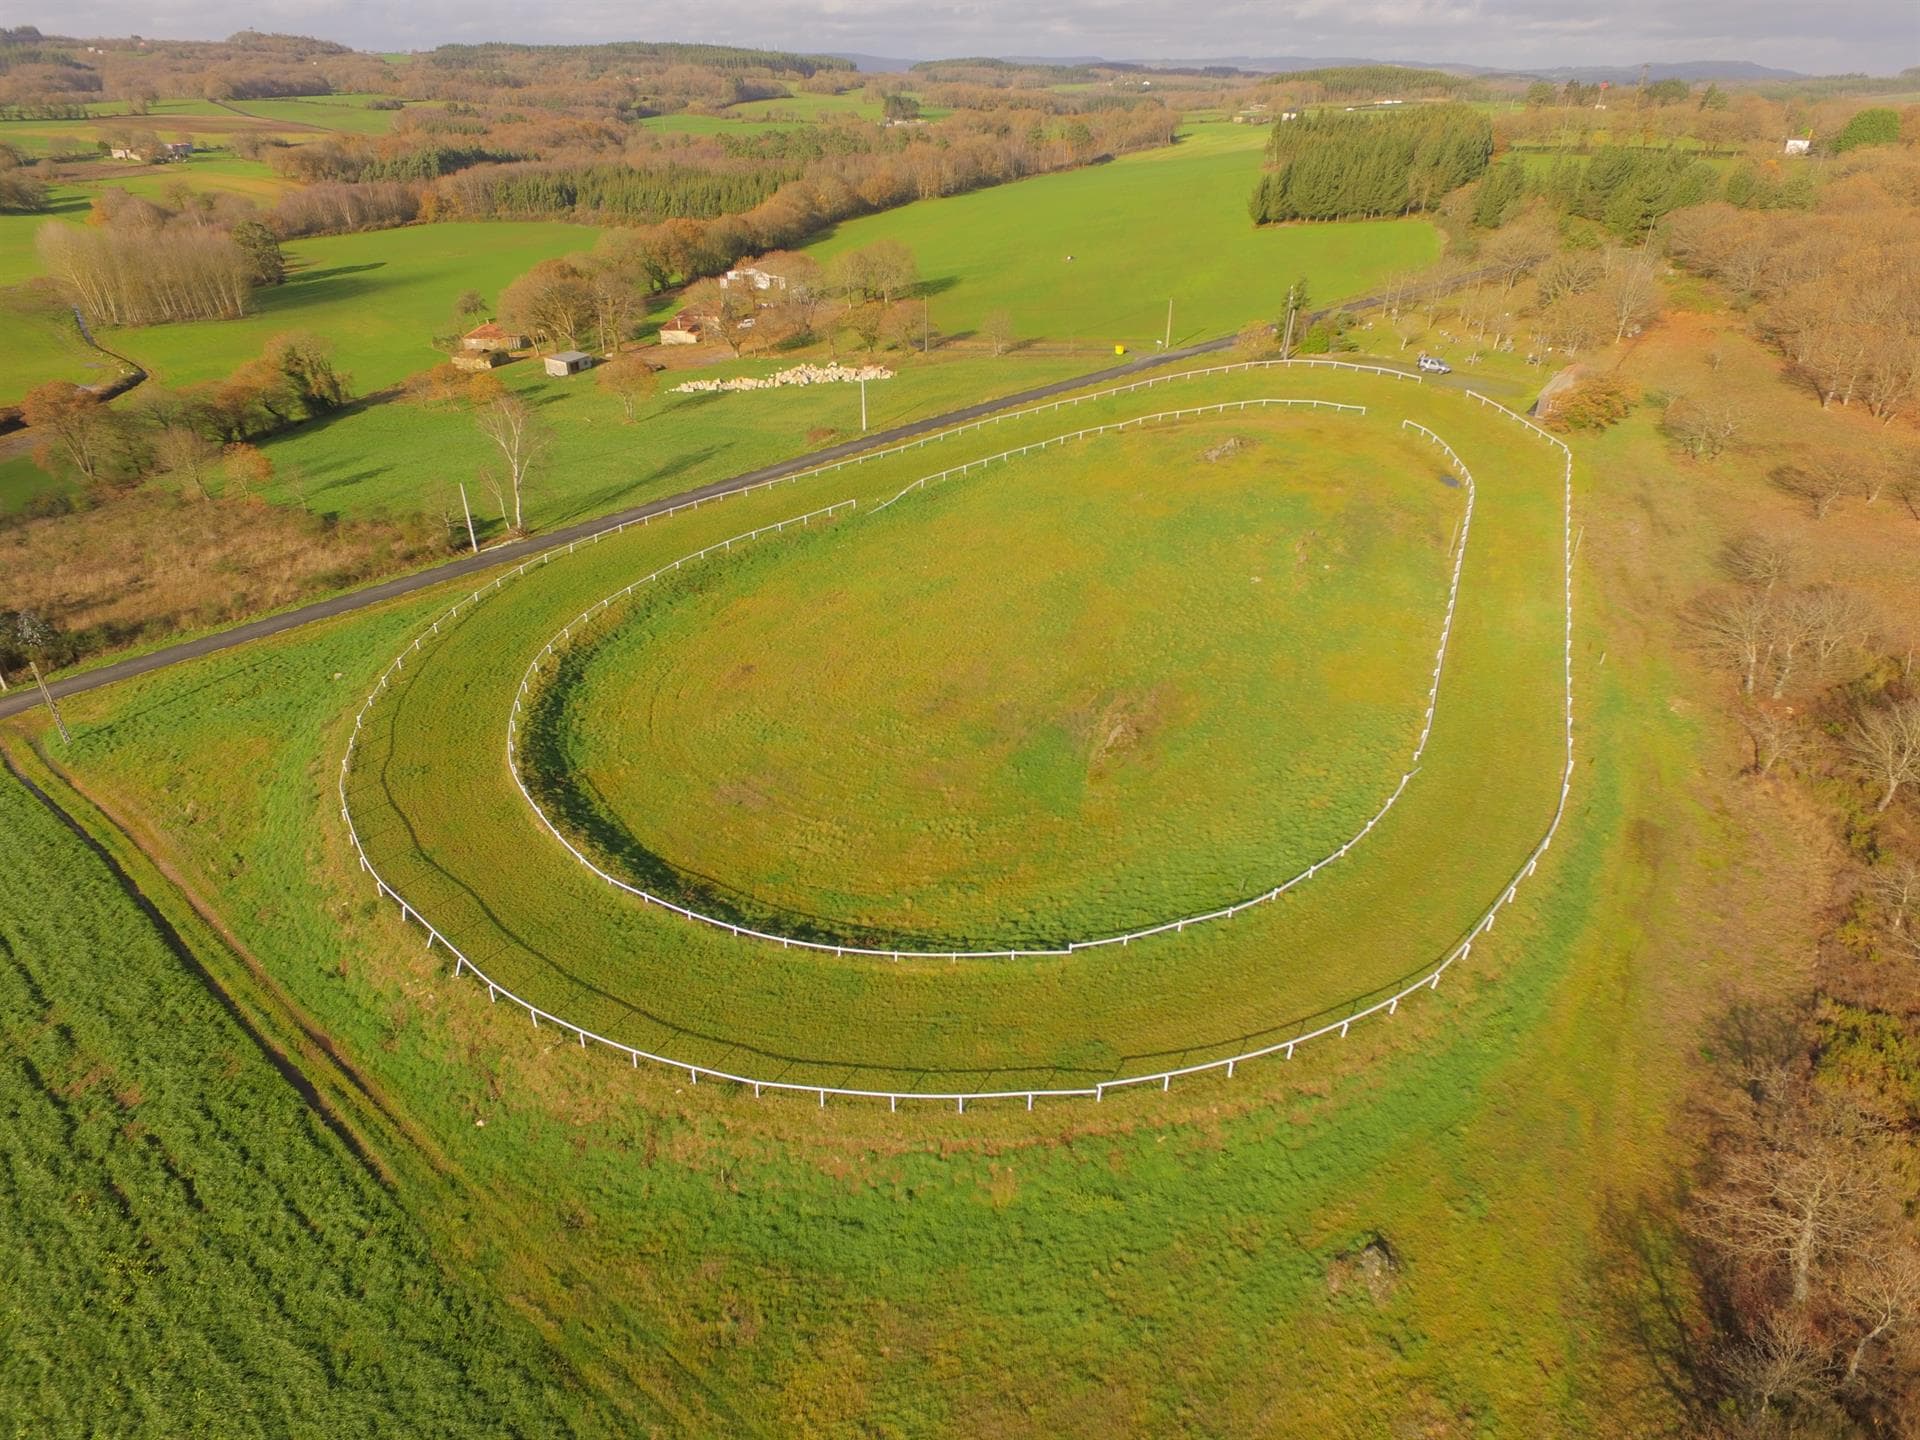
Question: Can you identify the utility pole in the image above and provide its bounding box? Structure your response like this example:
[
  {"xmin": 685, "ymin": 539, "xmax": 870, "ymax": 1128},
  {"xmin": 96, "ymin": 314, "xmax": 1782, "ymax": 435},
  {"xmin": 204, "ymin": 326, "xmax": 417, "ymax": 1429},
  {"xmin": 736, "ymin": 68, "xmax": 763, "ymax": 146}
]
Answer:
[
  {"xmin": 10, "ymin": 613, "xmax": 68, "ymax": 744},
  {"xmin": 860, "ymin": 376, "xmax": 868, "ymax": 432},
  {"xmin": 1281, "ymin": 276, "xmax": 1309, "ymax": 359},
  {"xmin": 1164, "ymin": 299, "xmax": 1173, "ymax": 350},
  {"xmin": 458, "ymin": 481, "xmax": 480, "ymax": 555},
  {"xmin": 27, "ymin": 658, "xmax": 68, "ymax": 745}
]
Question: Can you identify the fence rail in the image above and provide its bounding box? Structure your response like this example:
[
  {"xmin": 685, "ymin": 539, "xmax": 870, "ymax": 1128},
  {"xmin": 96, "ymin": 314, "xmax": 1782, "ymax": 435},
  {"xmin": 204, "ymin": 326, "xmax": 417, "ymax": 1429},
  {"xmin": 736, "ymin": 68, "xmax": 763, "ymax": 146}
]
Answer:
[
  {"xmin": 336, "ymin": 363, "xmax": 1576, "ymax": 1111},
  {"xmin": 501, "ymin": 397, "xmax": 1481, "ymax": 962}
]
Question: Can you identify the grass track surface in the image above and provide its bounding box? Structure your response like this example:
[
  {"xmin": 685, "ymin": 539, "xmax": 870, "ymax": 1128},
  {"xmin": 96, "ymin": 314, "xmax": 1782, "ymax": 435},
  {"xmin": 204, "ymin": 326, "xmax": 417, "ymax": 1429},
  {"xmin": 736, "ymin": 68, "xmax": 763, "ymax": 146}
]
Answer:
[{"xmin": 341, "ymin": 366, "xmax": 1572, "ymax": 1098}]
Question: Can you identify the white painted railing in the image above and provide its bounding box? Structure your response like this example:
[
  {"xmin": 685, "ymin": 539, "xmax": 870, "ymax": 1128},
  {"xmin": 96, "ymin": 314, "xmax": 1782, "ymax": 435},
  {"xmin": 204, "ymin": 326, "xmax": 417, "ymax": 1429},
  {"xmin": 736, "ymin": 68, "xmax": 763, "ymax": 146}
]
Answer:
[{"xmin": 336, "ymin": 368, "xmax": 1575, "ymax": 1111}]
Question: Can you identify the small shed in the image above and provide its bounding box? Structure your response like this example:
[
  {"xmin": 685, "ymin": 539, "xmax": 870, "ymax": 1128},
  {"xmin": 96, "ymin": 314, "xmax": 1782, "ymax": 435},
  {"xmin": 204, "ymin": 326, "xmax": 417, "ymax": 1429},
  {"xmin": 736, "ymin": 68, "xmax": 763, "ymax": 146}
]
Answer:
[
  {"xmin": 544, "ymin": 350, "xmax": 595, "ymax": 377},
  {"xmin": 1783, "ymin": 136, "xmax": 1812, "ymax": 155},
  {"xmin": 452, "ymin": 349, "xmax": 507, "ymax": 372},
  {"xmin": 463, "ymin": 322, "xmax": 529, "ymax": 352},
  {"xmin": 658, "ymin": 310, "xmax": 703, "ymax": 345}
]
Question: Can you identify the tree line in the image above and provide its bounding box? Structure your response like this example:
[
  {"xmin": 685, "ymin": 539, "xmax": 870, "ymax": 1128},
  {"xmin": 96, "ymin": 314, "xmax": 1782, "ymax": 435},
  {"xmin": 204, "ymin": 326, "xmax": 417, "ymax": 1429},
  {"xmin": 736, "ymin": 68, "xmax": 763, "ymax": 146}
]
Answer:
[{"xmin": 1248, "ymin": 105, "xmax": 1493, "ymax": 223}]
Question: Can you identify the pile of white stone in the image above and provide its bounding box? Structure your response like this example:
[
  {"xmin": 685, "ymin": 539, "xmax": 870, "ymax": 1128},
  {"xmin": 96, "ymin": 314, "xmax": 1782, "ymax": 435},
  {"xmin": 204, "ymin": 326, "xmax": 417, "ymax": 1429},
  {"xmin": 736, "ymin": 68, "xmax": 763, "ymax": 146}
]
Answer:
[{"xmin": 672, "ymin": 362, "xmax": 893, "ymax": 394}]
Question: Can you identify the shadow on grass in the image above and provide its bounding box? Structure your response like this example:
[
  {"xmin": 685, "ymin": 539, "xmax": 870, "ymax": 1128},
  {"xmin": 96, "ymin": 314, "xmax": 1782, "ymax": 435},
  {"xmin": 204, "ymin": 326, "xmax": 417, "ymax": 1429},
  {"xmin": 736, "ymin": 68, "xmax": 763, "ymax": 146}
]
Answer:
[{"xmin": 539, "ymin": 445, "xmax": 723, "ymax": 529}]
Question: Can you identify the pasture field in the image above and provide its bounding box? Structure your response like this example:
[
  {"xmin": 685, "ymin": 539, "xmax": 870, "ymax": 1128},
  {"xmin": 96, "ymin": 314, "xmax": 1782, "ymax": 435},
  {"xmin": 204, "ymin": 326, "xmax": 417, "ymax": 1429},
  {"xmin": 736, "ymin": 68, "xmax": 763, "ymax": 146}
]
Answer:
[
  {"xmin": 724, "ymin": 91, "xmax": 888, "ymax": 122},
  {"xmin": 0, "ymin": 350, "xmax": 1096, "ymax": 525},
  {"xmin": 0, "ymin": 289, "xmax": 122, "ymax": 404},
  {"xmin": 535, "ymin": 414, "xmax": 1461, "ymax": 947},
  {"xmin": 0, "ymin": 159, "xmax": 293, "ymax": 290},
  {"xmin": 1, "ymin": 352, "xmax": 1728, "ymax": 1435},
  {"xmin": 238, "ymin": 352, "xmax": 1094, "ymax": 527},
  {"xmin": 804, "ymin": 124, "xmax": 1443, "ymax": 349},
  {"xmin": 0, "ymin": 757, "xmax": 608, "ymax": 1437},
  {"xmin": 96, "ymin": 219, "xmax": 602, "ymax": 389},
  {"xmin": 221, "ymin": 94, "xmax": 419, "ymax": 135},
  {"xmin": 337, "ymin": 365, "xmax": 1568, "ymax": 1093},
  {"xmin": 0, "ymin": 95, "xmax": 405, "ymax": 156}
]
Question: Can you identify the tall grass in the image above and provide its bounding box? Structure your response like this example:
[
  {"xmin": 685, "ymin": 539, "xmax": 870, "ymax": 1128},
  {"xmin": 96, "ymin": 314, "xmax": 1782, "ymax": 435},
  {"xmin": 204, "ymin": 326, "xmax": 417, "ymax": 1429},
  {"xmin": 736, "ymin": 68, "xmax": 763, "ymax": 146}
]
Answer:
[{"xmin": 0, "ymin": 762, "xmax": 606, "ymax": 1437}]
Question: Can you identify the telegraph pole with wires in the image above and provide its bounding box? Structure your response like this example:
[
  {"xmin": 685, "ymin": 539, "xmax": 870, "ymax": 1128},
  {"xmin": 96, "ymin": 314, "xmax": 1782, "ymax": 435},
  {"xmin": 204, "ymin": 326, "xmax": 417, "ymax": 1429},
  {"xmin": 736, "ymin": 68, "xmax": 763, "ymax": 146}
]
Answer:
[{"xmin": 10, "ymin": 612, "xmax": 69, "ymax": 745}]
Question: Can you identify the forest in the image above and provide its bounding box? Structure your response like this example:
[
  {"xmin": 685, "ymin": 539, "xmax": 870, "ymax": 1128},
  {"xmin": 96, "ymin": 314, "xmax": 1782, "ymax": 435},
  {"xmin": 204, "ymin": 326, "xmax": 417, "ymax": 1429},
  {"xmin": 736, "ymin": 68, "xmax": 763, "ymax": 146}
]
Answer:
[{"xmin": 1249, "ymin": 105, "xmax": 1493, "ymax": 222}]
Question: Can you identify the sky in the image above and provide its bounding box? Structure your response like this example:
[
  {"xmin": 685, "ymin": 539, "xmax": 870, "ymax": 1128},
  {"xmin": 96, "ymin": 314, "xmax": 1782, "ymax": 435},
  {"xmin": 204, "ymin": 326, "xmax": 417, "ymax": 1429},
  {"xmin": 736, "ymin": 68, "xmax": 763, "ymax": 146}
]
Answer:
[{"xmin": 20, "ymin": 0, "xmax": 1920, "ymax": 75}]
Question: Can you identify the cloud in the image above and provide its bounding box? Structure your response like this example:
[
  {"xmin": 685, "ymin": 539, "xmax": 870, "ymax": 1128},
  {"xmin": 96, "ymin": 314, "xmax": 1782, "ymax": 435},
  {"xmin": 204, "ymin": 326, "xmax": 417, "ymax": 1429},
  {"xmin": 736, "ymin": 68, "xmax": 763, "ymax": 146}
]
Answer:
[{"xmin": 14, "ymin": 0, "xmax": 1919, "ymax": 72}]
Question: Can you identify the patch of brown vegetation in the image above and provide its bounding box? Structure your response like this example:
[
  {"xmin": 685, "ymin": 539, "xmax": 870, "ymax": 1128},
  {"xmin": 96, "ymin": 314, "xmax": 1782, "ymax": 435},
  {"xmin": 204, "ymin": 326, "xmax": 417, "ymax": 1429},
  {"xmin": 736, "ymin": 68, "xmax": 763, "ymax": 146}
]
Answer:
[{"xmin": 0, "ymin": 489, "xmax": 442, "ymax": 656}]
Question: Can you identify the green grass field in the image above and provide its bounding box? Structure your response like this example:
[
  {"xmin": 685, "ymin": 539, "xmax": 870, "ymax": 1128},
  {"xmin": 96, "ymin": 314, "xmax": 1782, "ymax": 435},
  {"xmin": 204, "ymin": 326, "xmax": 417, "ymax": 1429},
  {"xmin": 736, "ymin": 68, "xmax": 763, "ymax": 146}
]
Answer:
[
  {"xmin": 329, "ymin": 367, "xmax": 1566, "ymax": 1092},
  {"xmin": 536, "ymin": 412, "xmax": 1459, "ymax": 947},
  {"xmin": 2, "ymin": 341, "xmax": 1760, "ymax": 1433},
  {"xmin": 805, "ymin": 124, "xmax": 1442, "ymax": 349},
  {"xmin": 724, "ymin": 92, "xmax": 887, "ymax": 122},
  {"xmin": 221, "ymin": 95, "xmax": 416, "ymax": 136},
  {"xmin": 0, "ymin": 756, "xmax": 609, "ymax": 1437},
  {"xmin": 96, "ymin": 220, "xmax": 601, "ymax": 391},
  {"xmin": 244, "ymin": 351, "xmax": 1094, "ymax": 528}
]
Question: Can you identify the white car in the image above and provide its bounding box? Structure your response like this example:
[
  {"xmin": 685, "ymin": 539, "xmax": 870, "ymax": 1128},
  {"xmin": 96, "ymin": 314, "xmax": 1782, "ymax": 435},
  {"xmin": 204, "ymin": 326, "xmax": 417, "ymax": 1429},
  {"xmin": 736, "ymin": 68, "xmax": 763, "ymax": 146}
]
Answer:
[{"xmin": 1416, "ymin": 353, "xmax": 1452, "ymax": 375}]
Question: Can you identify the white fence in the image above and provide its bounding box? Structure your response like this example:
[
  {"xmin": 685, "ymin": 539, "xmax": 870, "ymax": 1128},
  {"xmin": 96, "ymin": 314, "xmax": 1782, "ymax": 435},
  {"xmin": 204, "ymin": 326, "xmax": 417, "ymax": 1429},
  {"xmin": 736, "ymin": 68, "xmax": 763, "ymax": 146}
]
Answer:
[
  {"xmin": 336, "ymin": 364, "xmax": 1575, "ymax": 1111},
  {"xmin": 502, "ymin": 397, "xmax": 1480, "ymax": 963}
]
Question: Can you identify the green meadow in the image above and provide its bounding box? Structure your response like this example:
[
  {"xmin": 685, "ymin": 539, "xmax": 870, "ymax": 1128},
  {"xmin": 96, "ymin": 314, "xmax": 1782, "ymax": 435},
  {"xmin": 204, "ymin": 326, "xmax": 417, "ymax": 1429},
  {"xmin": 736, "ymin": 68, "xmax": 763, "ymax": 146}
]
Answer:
[
  {"xmin": 92, "ymin": 220, "xmax": 602, "ymax": 391},
  {"xmin": 337, "ymin": 367, "xmax": 1567, "ymax": 1090},
  {"xmin": 539, "ymin": 412, "xmax": 1459, "ymax": 946},
  {"xmin": 0, "ymin": 351, "xmax": 1713, "ymax": 1434},
  {"xmin": 221, "ymin": 94, "xmax": 419, "ymax": 135},
  {"xmin": 806, "ymin": 124, "xmax": 1443, "ymax": 349}
]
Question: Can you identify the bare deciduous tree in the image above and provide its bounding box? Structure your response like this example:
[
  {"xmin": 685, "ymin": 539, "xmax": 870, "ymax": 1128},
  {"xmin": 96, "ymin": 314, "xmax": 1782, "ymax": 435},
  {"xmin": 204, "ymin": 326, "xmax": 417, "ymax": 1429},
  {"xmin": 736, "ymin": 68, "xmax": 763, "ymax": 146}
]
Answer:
[
  {"xmin": 1663, "ymin": 394, "xmax": 1746, "ymax": 461},
  {"xmin": 1718, "ymin": 1310, "xmax": 1832, "ymax": 1415},
  {"xmin": 1721, "ymin": 533, "xmax": 1797, "ymax": 594},
  {"xmin": 1846, "ymin": 700, "xmax": 1920, "ymax": 812},
  {"xmin": 152, "ymin": 423, "xmax": 221, "ymax": 499},
  {"xmin": 1602, "ymin": 246, "xmax": 1664, "ymax": 341},
  {"xmin": 1793, "ymin": 587, "xmax": 1871, "ymax": 686},
  {"xmin": 983, "ymin": 309, "xmax": 1016, "ymax": 357},
  {"xmin": 1867, "ymin": 855, "xmax": 1920, "ymax": 933},
  {"xmin": 685, "ymin": 278, "xmax": 757, "ymax": 359},
  {"xmin": 1743, "ymin": 705, "xmax": 1809, "ymax": 778},
  {"xmin": 1692, "ymin": 1131, "xmax": 1884, "ymax": 1307},
  {"xmin": 1772, "ymin": 462, "xmax": 1850, "ymax": 521},
  {"xmin": 471, "ymin": 383, "xmax": 547, "ymax": 534},
  {"xmin": 1838, "ymin": 1248, "xmax": 1920, "ymax": 1384},
  {"xmin": 1700, "ymin": 590, "xmax": 1783, "ymax": 696}
]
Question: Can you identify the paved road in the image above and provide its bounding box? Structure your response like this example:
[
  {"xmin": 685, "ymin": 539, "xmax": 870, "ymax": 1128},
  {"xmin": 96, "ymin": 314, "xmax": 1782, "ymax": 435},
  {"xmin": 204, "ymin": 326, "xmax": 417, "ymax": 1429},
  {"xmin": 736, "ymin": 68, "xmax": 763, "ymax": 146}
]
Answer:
[{"xmin": 0, "ymin": 332, "xmax": 1242, "ymax": 721}]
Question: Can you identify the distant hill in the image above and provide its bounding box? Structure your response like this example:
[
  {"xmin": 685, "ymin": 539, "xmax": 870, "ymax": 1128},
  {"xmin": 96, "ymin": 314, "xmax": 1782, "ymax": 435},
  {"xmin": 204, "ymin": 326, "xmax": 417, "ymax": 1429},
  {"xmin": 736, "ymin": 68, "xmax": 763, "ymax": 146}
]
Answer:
[
  {"xmin": 846, "ymin": 52, "xmax": 1816, "ymax": 83},
  {"xmin": 1490, "ymin": 61, "xmax": 1808, "ymax": 82},
  {"xmin": 828, "ymin": 52, "xmax": 921, "ymax": 73}
]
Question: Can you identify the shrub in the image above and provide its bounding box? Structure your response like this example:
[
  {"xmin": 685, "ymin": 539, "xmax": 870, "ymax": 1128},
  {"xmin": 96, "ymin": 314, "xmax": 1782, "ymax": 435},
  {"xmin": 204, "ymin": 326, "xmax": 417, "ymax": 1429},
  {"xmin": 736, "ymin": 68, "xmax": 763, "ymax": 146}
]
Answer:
[
  {"xmin": 1831, "ymin": 108, "xmax": 1900, "ymax": 154},
  {"xmin": 1546, "ymin": 374, "xmax": 1636, "ymax": 432}
]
